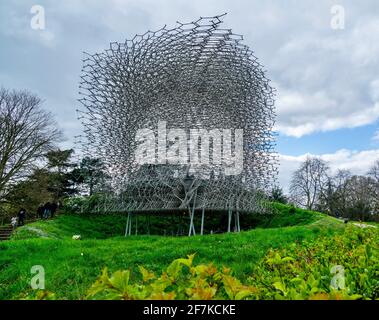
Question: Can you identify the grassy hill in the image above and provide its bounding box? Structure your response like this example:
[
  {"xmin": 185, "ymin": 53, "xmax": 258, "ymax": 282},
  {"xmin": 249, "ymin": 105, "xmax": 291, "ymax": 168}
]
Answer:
[
  {"xmin": 9, "ymin": 203, "xmax": 323, "ymax": 240},
  {"xmin": 0, "ymin": 205, "xmax": 377, "ymax": 300}
]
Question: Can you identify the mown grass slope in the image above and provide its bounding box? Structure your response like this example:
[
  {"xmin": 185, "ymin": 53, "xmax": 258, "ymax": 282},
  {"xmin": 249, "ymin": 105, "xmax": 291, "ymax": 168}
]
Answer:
[{"xmin": 0, "ymin": 206, "xmax": 346, "ymax": 300}]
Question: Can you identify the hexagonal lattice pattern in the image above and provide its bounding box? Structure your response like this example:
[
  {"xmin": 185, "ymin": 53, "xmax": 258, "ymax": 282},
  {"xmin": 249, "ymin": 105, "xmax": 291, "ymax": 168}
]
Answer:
[{"xmin": 78, "ymin": 14, "xmax": 277, "ymax": 214}]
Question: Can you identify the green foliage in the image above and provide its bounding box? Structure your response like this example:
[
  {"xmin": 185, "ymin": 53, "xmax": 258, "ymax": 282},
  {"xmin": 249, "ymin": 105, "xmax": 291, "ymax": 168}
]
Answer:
[
  {"xmin": 45, "ymin": 149, "xmax": 77, "ymax": 200},
  {"xmin": 256, "ymin": 202, "xmax": 322, "ymax": 228},
  {"xmin": 248, "ymin": 225, "xmax": 379, "ymax": 300},
  {"xmin": 1, "ymin": 149, "xmax": 77, "ymax": 221},
  {"xmin": 20, "ymin": 291, "xmax": 57, "ymax": 300},
  {"xmin": 61, "ymin": 195, "xmax": 105, "ymax": 215},
  {"xmin": 46, "ymin": 149, "xmax": 74, "ymax": 172},
  {"xmin": 84, "ymin": 254, "xmax": 259, "ymax": 300},
  {"xmin": 4, "ymin": 168, "xmax": 53, "ymax": 219},
  {"xmin": 269, "ymin": 187, "xmax": 288, "ymax": 204},
  {"xmin": 70, "ymin": 157, "xmax": 107, "ymax": 196}
]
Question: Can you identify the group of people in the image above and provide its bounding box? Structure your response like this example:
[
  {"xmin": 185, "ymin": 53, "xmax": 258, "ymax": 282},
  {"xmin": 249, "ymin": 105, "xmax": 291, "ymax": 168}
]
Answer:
[
  {"xmin": 10, "ymin": 202, "xmax": 59, "ymax": 229},
  {"xmin": 37, "ymin": 202, "xmax": 58, "ymax": 220}
]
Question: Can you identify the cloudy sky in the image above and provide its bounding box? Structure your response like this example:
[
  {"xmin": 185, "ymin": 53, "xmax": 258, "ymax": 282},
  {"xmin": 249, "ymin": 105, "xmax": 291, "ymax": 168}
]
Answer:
[{"xmin": 1, "ymin": 0, "xmax": 379, "ymax": 191}]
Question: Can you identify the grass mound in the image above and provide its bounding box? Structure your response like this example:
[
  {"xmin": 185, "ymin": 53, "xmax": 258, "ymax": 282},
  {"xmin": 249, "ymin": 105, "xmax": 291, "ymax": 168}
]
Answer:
[
  {"xmin": 11, "ymin": 203, "xmax": 323, "ymax": 240},
  {"xmin": 11, "ymin": 214, "xmax": 130, "ymax": 240}
]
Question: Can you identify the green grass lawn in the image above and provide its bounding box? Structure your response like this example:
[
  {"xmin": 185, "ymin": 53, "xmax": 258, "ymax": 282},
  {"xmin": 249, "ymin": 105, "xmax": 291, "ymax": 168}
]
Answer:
[{"xmin": 0, "ymin": 207, "xmax": 348, "ymax": 300}]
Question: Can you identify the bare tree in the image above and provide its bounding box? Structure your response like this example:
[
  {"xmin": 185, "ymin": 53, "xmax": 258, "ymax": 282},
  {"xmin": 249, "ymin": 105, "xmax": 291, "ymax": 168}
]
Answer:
[
  {"xmin": 317, "ymin": 168, "xmax": 377, "ymax": 220},
  {"xmin": 368, "ymin": 160, "xmax": 379, "ymax": 182},
  {"xmin": 330, "ymin": 169, "xmax": 352, "ymax": 214},
  {"xmin": 344, "ymin": 175, "xmax": 376, "ymax": 221},
  {"xmin": 318, "ymin": 169, "xmax": 352, "ymax": 216},
  {"xmin": 289, "ymin": 157, "xmax": 329, "ymax": 210},
  {"xmin": 368, "ymin": 160, "xmax": 379, "ymax": 214},
  {"xmin": 0, "ymin": 88, "xmax": 61, "ymax": 201}
]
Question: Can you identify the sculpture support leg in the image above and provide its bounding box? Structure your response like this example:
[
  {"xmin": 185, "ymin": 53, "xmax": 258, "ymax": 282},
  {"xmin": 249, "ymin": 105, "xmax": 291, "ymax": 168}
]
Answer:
[
  {"xmin": 128, "ymin": 213, "xmax": 132, "ymax": 235},
  {"xmin": 188, "ymin": 208, "xmax": 196, "ymax": 236},
  {"xmin": 188, "ymin": 189, "xmax": 197, "ymax": 236},
  {"xmin": 135, "ymin": 215, "xmax": 138, "ymax": 235},
  {"xmin": 227, "ymin": 208, "xmax": 232, "ymax": 233},
  {"xmin": 125, "ymin": 212, "xmax": 130, "ymax": 237},
  {"xmin": 201, "ymin": 207, "xmax": 205, "ymax": 235}
]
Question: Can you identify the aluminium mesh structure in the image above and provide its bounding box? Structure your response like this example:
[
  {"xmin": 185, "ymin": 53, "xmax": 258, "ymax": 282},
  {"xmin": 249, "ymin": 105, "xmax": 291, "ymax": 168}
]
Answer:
[{"xmin": 78, "ymin": 14, "xmax": 277, "ymax": 219}]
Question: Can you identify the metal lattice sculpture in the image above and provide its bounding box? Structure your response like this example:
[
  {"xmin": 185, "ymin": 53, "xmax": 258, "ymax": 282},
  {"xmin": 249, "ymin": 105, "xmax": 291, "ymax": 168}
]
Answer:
[{"xmin": 78, "ymin": 14, "xmax": 277, "ymax": 232}]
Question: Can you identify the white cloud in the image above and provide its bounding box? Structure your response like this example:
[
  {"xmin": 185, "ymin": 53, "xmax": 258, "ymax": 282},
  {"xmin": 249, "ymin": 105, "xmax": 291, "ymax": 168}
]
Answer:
[
  {"xmin": 370, "ymin": 79, "xmax": 379, "ymax": 101},
  {"xmin": 373, "ymin": 130, "xmax": 379, "ymax": 142},
  {"xmin": 279, "ymin": 149, "xmax": 379, "ymax": 192},
  {"xmin": 275, "ymin": 90, "xmax": 379, "ymax": 137},
  {"xmin": 350, "ymin": 19, "xmax": 379, "ymax": 66},
  {"xmin": 271, "ymin": 15, "xmax": 379, "ymax": 137},
  {"xmin": 1, "ymin": 0, "xmax": 379, "ymax": 146}
]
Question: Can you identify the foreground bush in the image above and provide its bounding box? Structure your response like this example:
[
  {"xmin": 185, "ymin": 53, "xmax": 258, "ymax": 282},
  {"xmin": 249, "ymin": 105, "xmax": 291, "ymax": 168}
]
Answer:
[
  {"xmin": 86, "ymin": 254, "xmax": 257, "ymax": 300},
  {"xmin": 248, "ymin": 225, "xmax": 379, "ymax": 300}
]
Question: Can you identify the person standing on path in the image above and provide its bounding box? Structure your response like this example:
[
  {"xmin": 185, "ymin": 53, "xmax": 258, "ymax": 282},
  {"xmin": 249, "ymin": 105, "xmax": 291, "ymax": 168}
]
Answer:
[
  {"xmin": 43, "ymin": 202, "xmax": 51, "ymax": 219},
  {"xmin": 37, "ymin": 204, "xmax": 44, "ymax": 220},
  {"xmin": 17, "ymin": 208, "xmax": 26, "ymax": 226},
  {"xmin": 50, "ymin": 202, "xmax": 58, "ymax": 218},
  {"xmin": 11, "ymin": 217, "xmax": 18, "ymax": 229}
]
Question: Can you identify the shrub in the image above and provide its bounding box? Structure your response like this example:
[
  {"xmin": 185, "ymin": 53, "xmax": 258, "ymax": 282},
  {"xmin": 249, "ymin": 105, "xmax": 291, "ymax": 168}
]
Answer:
[
  {"xmin": 248, "ymin": 225, "xmax": 379, "ymax": 300},
  {"xmin": 86, "ymin": 254, "xmax": 258, "ymax": 300},
  {"xmin": 62, "ymin": 194, "xmax": 106, "ymax": 214}
]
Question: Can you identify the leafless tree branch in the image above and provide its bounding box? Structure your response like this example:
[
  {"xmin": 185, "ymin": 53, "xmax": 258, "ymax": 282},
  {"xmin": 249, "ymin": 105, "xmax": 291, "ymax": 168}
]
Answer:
[{"xmin": 0, "ymin": 87, "xmax": 61, "ymax": 201}]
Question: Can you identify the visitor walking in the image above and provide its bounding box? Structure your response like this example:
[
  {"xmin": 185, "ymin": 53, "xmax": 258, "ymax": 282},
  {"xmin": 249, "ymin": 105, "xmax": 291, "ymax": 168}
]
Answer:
[
  {"xmin": 43, "ymin": 202, "xmax": 51, "ymax": 219},
  {"xmin": 17, "ymin": 208, "xmax": 26, "ymax": 226},
  {"xmin": 50, "ymin": 202, "xmax": 58, "ymax": 218},
  {"xmin": 11, "ymin": 217, "xmax": 18, "ymax": 229},
  {"xmin": 37, "ymin": 204, "xmax": 44, "ymax": 220}
]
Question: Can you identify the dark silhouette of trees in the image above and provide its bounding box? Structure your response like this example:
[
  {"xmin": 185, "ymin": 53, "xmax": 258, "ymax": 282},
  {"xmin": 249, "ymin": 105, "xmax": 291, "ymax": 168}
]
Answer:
[
  {"xmin": 70, "ymin": 157, "xmax": 107, "ymax": 196},
  {"xmin": 269, "ymin": 186, "xmax": 288, "ymax": 204},
  {"xmin": 342, "ymin": 175, "xmax": 376, "ymax": 221},
  {"xmin": 317, "ymin": 169, "xmax": 351, "ymax": 216},
  {"xmin": 46, "ymin": 149, "xmax": 74, "ymax": 173},
  {"xmin": 6, "ymin": 168, "xmax": 51, "ymax": 215},
  {"xmin": 3, "ymin": 149, "xmax": 77, "ymax": 219},
  {"xmin": 368, "ymin": 160, "xmax": 379, "ymax": 215},
  {"xmin": 46, "ymin": 149, "xmax": 77, "ymax": 200}
]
